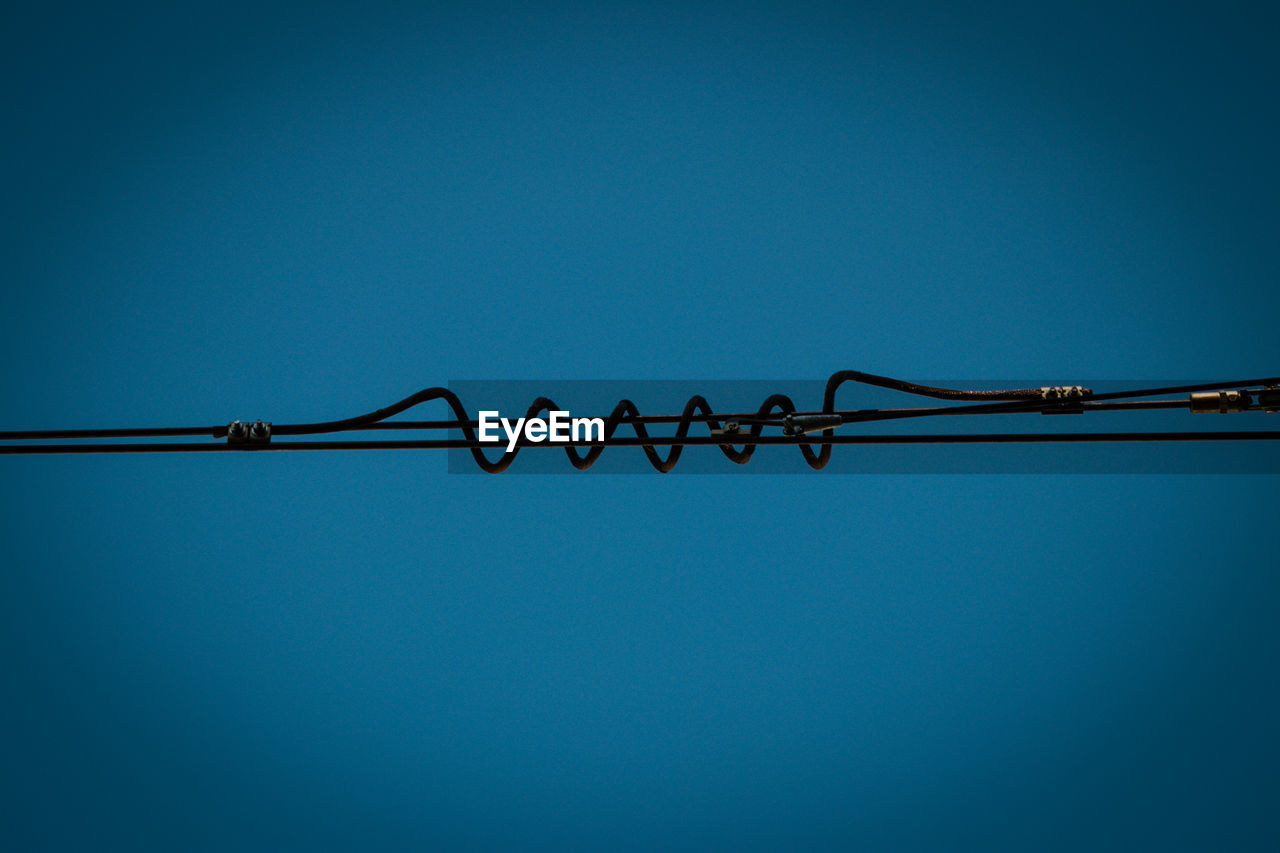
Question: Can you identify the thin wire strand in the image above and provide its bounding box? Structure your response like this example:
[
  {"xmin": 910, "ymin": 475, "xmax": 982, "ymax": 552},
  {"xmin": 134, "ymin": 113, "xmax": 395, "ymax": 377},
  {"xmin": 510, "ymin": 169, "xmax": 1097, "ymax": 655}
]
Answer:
[{"xmin": 3, "ymin": 431, "xmax": 1278, "ymax": 454}]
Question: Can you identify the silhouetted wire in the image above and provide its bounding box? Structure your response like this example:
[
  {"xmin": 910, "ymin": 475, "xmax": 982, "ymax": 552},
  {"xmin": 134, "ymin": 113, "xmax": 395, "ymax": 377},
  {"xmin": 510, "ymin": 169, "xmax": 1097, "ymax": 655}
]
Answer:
[
  {"xmin": 0, "ymin": 401, "xmax": 1186, "ymax": 440},
  {"xmin": 2, "ymin": 431, "xmax": 1278, "ymax": 455},
  {"xmin": 3, "ymin": 372, "xmax": 1278, "ymax": 471}
]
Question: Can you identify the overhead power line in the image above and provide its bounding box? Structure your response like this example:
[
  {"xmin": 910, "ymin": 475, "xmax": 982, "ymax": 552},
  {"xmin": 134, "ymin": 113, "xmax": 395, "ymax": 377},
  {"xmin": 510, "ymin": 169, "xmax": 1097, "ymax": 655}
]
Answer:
[{"xmin": 2, "ymin": 370, "xmax": 1277, "ymax": 472}]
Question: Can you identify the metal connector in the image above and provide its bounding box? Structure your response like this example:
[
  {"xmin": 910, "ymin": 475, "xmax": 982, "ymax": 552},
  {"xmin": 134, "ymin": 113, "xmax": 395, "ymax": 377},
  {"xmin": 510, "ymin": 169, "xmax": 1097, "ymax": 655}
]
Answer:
[
  {"xmin": 783, "ymin": 413, "xmax": 844, "ymax": 436},
  {"xmin": 709, "ymin": 420, "xmax": 741, "ymax": 438},
  {"xmin": 1258, "ymin": 387, "xmax": 1280, "ymax": 413},
  {"xmin": 1189, "ymin": 390, "xmax": 1251, "ymax": 414},
  {"xmin": 1039, "ymin": 385, "xmax": 1090, "ymax": 414},
  {"xmin": 227, "ymin": 420, "xmax": 272, "ymax": 444}
]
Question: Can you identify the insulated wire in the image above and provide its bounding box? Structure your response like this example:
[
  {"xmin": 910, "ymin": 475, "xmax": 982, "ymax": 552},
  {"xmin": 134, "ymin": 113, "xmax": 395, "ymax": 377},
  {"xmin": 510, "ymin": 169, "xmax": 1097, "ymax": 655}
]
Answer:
[
  {"xmin": 2, "ymin": 372, "xmax": 1277, "ymax": 471},
  {"xmin": 2, "ymin": 431, "xmax": 1278, "ymax": 455}
]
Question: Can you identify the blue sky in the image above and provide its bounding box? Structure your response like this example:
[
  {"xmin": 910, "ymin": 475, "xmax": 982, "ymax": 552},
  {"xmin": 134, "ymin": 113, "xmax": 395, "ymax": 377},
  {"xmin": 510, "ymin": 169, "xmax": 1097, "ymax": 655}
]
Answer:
[{"xmin": 2, "ymin": 2, "xmax": 1277, "ymax": 849}]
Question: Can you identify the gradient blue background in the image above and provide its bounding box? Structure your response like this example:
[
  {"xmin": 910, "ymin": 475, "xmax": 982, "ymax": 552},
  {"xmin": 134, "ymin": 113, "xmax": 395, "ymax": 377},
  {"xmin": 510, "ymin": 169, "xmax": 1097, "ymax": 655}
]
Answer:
[{"xmin": 2, "ymin": 1, "xmax": 1277, "ymax": 849}]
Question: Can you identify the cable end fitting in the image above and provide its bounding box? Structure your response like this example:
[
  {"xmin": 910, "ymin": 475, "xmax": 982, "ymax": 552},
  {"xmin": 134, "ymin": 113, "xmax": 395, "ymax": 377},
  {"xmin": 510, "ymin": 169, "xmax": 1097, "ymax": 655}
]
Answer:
[
  {"xmin": 783, "ymin": 413, "xmax": 844, "ymax": 436},
  {"xmin": 1189, "ymin": 391, "xmax": 1251, "ymax": 414}
]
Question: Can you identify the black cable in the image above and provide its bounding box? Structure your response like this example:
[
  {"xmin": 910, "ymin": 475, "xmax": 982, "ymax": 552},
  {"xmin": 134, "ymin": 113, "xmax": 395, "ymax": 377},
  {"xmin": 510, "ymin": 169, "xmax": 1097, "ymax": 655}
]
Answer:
[
  {"xmin": 0, "ymin": 395, "xmax": 1226, "ymax": 442},
  {"xmin": 270, "ymin": 373, "xmax": 1073, "ymax": 440},
  {"xmin": 800, "ymin": 373, "xmax": 1279, "ymax": 469},
  {"xmin": 282, "ymin": 400, "xmax": 1190, "ymax": 432},
  {"xmin": 0, "ymin": 426, "xmax": 221, "ymax": 440},
  {"xmin": 820, "ymin": 370, "xmax": 1048, "ymax": 400},
  {"xmin": 3, "ymin": 431, "xmax": 1278, "ymax": 455},
  {"xmin": 3, "ymin": 372, "xmax": 1278, "ymax": 472},
  {"xmin": 835, "ymin": 379, "xmax": 1280, "ymax": 426}
]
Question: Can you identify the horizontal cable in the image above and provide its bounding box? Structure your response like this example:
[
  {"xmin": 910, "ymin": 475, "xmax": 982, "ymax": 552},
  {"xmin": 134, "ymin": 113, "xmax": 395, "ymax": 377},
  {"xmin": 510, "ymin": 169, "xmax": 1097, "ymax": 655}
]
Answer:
[
  {"xmin": 3, "ymin": 372, "xmax": 1276, "ymax": 471},
  {"xmin": 260, "ymin": 399, "xmax": 1196, "ymax": 432},
  {"xmin": 2, "ymin": 386, "xmax": 1263, "ymax": 443},
  {"xmin": 0, "ymin": 425, "xmax": 221, "ymax": 440},
  {"xmin": 4, "ymin": 431, "xmax": 1278, "ymax": 455}
]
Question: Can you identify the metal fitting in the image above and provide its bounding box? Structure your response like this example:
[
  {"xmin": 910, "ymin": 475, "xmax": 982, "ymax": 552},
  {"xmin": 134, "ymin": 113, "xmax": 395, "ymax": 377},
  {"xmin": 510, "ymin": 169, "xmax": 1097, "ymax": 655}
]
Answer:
[
  {"xmin": 783, "ymin": 413, "xmax": 844, "ymax": 436},
  {"xmin": 1039, "ymin": 385, "xmax": 1090, "ymax": 414},
  {"xmin": 1258, "ymin": 387, "xmax": 1280, "ymax": 413},
  {"xmin": 709, "ymin": 420, "xmax": 741, "ymax": 438},
  {"xmin": 227, "ymin": 419, "xmax": 272, "ymax": 444},
  {"xmin": 1189, "ymin": 390, "xmax": 1251, "ymax": 414},
  {"xmin": 1040, "ymin": 386, "xmax": 1090, "ymax": 400}
]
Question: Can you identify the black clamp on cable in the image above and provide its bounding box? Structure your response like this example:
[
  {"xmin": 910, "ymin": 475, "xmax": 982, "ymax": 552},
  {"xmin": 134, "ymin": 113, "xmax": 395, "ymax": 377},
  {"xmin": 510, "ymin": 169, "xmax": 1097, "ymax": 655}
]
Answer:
[
  {"xmin": 783, "ymin": 413, "xmax": 844, "ymax": 436},
  {"xmin": 226, "ymin": 420, "xmax": 272, "ymax": 445},
  {"xmin": 1039, "ymin": 385, "xmax": 1091, "ymax": 414},
  {"xmin": 1257, "ymin": 387, "xmax": 1280, "ymax": 413}
]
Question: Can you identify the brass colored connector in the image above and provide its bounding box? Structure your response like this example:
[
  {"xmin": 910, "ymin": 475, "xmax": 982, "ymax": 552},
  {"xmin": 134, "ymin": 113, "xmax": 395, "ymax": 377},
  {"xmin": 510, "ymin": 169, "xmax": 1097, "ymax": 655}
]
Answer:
[{"xmin": 1189, "ymin": 390, "xmax": 1250, "ymax": 413}]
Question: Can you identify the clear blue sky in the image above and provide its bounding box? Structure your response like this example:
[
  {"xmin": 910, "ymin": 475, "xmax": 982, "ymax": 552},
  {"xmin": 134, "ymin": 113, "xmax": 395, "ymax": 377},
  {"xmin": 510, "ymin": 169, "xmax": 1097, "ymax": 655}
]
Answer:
[{"xmin": 2, "ymin": 1, "xmax": 1277, "ymax": 849}]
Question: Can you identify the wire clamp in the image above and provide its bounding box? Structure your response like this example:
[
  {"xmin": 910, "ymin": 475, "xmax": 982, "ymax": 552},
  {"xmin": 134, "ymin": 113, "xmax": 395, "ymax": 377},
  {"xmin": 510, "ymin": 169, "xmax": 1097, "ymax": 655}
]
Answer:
[
  {"xmin": 1040, "ymin": 385, "xmax": 1090, "ymax": 400},
  {"xmin": 783, "ymin": 413, "xmax": 844, "ymax": 436},
  {"xmin": 227, "ymin": 420, "xmax": 272, "ymax": 445},
  {"xmin": 1039, "ymin": 385, "xmax": 1090, "ymax": 414},
  {"xmin": 1258, "ymin": 387, "xmax": 1280, "ymax": 413},
  {"xmin": 709, "ymin": 420, "xmax": 741, "ymax": 437}
]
